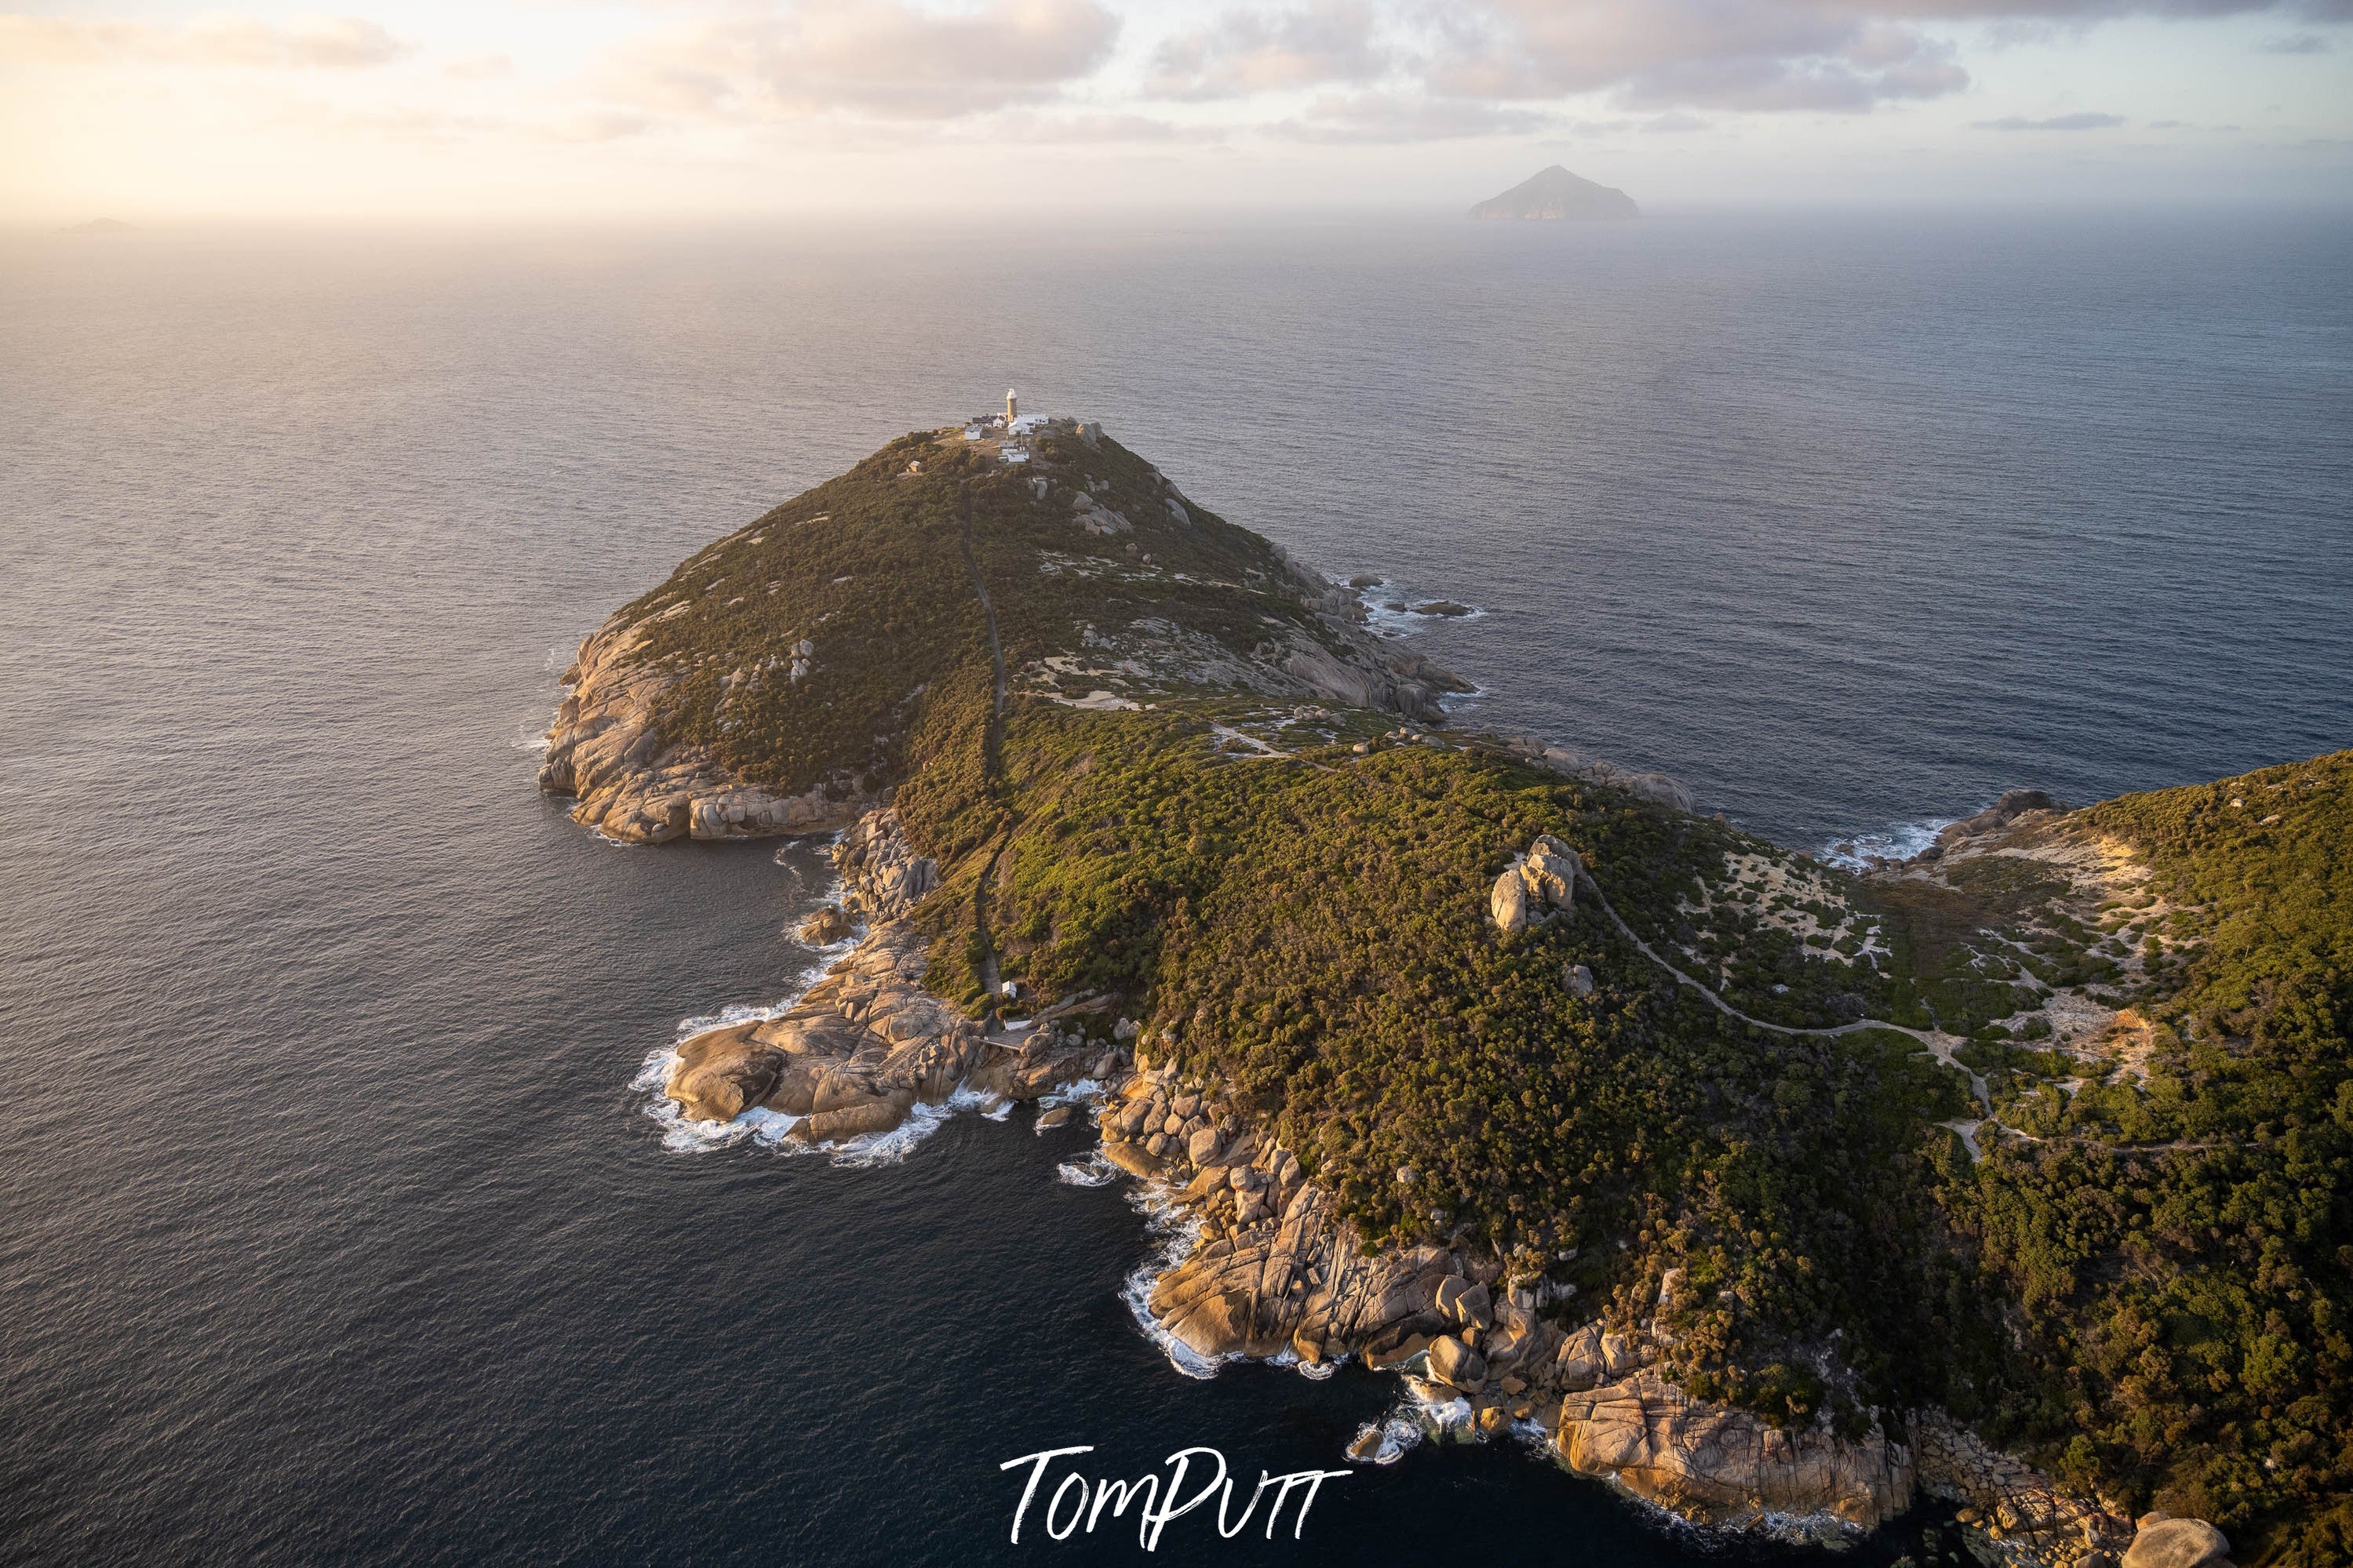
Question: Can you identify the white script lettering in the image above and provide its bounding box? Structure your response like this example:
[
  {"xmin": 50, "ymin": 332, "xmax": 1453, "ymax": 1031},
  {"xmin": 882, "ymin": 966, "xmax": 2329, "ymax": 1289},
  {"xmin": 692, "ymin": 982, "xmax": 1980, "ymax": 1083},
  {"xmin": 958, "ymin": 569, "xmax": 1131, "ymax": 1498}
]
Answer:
[{"xmin": 997, "ymin": 1445, "xmax": 1350, "ymax": 1551}]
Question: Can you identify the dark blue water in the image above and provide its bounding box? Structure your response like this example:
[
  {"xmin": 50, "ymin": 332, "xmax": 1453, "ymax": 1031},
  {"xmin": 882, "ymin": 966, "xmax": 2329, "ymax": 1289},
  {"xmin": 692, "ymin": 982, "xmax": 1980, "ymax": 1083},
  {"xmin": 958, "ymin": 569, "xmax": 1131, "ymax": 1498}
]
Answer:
[{"xmin": 2, "ymin": 212, "xmax": 2347, "ymax": 1566}]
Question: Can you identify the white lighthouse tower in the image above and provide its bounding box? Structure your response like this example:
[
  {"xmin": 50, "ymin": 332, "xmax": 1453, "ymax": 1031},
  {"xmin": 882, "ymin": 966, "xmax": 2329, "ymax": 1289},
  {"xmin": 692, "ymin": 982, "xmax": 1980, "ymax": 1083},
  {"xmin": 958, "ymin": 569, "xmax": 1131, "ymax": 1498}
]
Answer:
[{"xmin": 1004, "ymin": 388, "xmax": 1018, "ymax": 426}]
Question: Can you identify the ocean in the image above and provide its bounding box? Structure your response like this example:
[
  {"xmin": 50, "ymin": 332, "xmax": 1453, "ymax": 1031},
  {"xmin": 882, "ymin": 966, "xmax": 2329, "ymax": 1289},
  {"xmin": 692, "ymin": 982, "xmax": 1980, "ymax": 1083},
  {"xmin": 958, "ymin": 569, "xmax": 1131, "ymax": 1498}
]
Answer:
[{"xmin": 2, "ymin": 210, "xmax": 2347, "ymax": 1566}]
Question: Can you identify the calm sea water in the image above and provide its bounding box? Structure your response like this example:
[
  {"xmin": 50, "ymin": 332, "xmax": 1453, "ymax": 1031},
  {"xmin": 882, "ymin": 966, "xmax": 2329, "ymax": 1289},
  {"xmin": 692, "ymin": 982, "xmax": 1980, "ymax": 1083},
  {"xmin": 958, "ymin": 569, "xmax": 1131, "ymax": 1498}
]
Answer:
[{"xmin": 2, "ymin": 212, "xmax": 2348, "ymax": 1566}]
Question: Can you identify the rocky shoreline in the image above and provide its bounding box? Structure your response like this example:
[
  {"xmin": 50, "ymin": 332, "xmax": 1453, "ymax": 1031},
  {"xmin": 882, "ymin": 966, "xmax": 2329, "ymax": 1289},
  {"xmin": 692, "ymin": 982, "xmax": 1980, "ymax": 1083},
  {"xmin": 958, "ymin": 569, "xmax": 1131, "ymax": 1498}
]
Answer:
[
  {"xmin": 605, "ymin": 756, "xmax": 2234, "ymax": 1568},
  {"xmin": 659, "ymin": 811, "xmax": 1112, "ymax": 1143},
  {"xmin": 1092, "ymin": 1057, "xmax": 2165, "ymax": 1566},
  {"xmin": 647, "ymin": 815, "xmax": 2202, "ymax": 1568}
]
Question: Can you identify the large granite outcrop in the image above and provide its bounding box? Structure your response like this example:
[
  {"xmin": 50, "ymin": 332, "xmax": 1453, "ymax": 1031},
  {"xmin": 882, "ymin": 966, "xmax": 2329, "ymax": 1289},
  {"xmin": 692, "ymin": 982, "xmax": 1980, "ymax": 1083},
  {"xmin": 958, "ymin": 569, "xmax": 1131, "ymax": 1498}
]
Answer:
[
  {"xmin": 665, "ymin": 921, "xmax": 980, "ymax": 1131},
  {"xmin": 832, "ymin": 809, "xmax": 936, "ymax": 922},
  {"xmin": 1910, "ymin": 788, "xmax": 2066, "ymax": 865},
  {"xmin": 1554, "ymin": 1373, "xmax": 1912, "ymax": 1530},
  {"xmin": 1276, "ymin": 636, "xmax": 1455, "ymax": 726},
  {"xmin": 1110, "ymin": 1067, "xmax": 1404, "ymax": 1359},
  {"xmin": 2121, "ymin": 1516, "xmax": 2232, "ymax": 1568},
  {"xmin": 1492, "ymin": 833, "xmax": 1580, "ymax": 932},
  {"xmin": 1913, "ymin": 1413, "xmax": 2138, "ymax": 1568},
  {"xmin": 538, "ymin": 611, "xmax": 873, "ymax": 844},
  {"xmin": 1111, "ymin": 1068, "xmax": 1913, "ymax": 1529}
]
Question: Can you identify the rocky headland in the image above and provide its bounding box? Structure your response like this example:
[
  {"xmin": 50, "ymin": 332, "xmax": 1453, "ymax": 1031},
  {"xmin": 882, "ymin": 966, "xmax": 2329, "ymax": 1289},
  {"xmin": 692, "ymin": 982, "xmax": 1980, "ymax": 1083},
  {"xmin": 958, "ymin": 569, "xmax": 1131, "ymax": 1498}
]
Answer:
[
  {"xmin": 544, "ymin": 414, "xmax": 2340, "ymax": 1568},
  {"xmin": 539, "ymin": 612, "xmax": 881, "ymax": 844}
]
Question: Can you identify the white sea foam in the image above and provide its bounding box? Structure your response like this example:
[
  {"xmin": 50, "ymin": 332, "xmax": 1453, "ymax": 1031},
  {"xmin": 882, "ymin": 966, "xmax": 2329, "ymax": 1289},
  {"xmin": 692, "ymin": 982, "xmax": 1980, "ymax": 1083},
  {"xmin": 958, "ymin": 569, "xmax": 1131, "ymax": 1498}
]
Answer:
[
  {"xmin": 773, "ymin": 826, "xmax": 847, "ymax": 870},
  {"xmin": 1036, "ymin": 1076, "xmax": 1106, "ymax": 1108},
  {"xmin": 1055, "ymin": 1151, "xmax": 1120, "ymax": 1187},
  {"xmin": 1120, "ymin": 1182, "xmax": 1230, "ymax": 1379},
  {"xmin": 776, "ymin": 856, "xmax": 863, "ymax": 956},
  {"xmin": 1352, "ymin": 581, "xmax": 1489, "ymax": 640},
  {"xmin": 814, "ymin": 1093, "xmax": 967, "ymax": 1167},
  {"xmin": 1819, "ymin": 817, "xmax": 1954, "ymax": 869},
  {"xmin": 1436, "ymin": 686, "xmax": 1488, "ymax": 715},
  {"xmin": 1422, "ymin": 1394, "xmax": 1475, "ymax": 1435},
  {"xmin": 1345, "ymin": 1411, "xmax": 1426, "ymax": 1466},
  {"xmin": 635, "ymin": 969, "xmax": 831, "ymax": 1150},
  {"xmin": 650, "ymin": 1103, "xmax": 756, "ymax": 1152},
  {"xmin": 1266, "ymin": 1344, "xmax": 1341, "ymax": 1381},
  {"xmin": 730, "ymin": 1108, "xmax": 802, "ymax": 1145},
  {"xmin": 1295, "ymin": 1358, "xmax": 1337, "ymax": 1381}
]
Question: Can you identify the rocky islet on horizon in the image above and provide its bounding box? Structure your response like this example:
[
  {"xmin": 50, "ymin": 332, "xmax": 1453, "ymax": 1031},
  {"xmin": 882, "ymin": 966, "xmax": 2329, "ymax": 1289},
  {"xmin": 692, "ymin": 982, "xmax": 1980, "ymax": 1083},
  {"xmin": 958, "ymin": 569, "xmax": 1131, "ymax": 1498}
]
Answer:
[
  {"xmin": 1467, "ymin": 166, "xmax": 1641, "ymax": 221},
  {"xmin": 537, "ymin": 413, "xmax": 2325, "ymax": 1568}
]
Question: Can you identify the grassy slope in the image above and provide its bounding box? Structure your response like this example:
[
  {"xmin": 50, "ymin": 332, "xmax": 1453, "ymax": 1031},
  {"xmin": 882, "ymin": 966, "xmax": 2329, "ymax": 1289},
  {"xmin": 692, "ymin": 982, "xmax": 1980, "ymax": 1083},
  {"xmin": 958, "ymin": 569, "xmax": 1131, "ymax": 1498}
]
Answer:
[
  {"xmin": 910, "ymin": 686, "xmax": 1969, "ymax": 1432},
  {"xmin": 615, "ymin": 433, "xmax": 2350, "ymax": 1557},
  {"xmin": 614, "ymin": 427, "xmax": 1336, "ymax": 802}
]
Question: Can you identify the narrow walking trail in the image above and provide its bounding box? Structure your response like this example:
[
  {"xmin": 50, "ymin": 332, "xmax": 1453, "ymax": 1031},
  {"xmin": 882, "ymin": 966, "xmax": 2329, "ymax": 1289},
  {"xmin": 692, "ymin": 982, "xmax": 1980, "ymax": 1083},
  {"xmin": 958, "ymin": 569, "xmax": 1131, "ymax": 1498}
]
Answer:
[
  {"xmin": 957, "ymin": 486, "xmax": 1013, "ymax": 1010},
  {"xmin": 1575, "ymin": 868, "xmax": 2042, "ymax": 1160}
]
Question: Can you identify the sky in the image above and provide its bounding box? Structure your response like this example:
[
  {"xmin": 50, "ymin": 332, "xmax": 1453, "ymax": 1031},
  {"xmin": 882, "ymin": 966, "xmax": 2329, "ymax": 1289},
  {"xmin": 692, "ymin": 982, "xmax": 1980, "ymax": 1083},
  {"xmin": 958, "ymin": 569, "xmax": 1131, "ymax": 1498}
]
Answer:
[{"xmin": 2, "ymin": 0, "xmax": 2348, "ymax": 221}]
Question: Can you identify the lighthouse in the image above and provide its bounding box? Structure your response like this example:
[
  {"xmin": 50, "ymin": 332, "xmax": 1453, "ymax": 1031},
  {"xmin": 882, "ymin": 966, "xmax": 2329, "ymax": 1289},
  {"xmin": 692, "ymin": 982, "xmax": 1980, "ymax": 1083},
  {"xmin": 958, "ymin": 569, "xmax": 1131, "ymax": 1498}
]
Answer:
[{"xmin": 1005, "ymin": 388, "xmax": 1018, "ymax": 426}]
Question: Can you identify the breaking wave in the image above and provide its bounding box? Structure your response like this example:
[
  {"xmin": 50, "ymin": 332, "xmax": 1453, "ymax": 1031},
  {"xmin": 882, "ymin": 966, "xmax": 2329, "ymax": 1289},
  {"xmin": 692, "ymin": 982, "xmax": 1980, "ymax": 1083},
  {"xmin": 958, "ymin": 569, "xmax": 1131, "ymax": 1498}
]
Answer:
[
  {"xmin": 1819, "ymin": 817, "xmax": 1954, "ymax": 869},
  {"xmin": 1345, "ymin": 1411, "xmax": 1426, "ymax": 1467},
  {"xmin": 1348, "ymin": 580, "xmax": 1490, "ymax": 640},
  {"xmin": 1055, "ymin": 1150, "xmax": 1120, "ymax": 1187},
  {"xmin": 1119, "ymin": 1181, "xmax": 1229, "ymax": 1379}
]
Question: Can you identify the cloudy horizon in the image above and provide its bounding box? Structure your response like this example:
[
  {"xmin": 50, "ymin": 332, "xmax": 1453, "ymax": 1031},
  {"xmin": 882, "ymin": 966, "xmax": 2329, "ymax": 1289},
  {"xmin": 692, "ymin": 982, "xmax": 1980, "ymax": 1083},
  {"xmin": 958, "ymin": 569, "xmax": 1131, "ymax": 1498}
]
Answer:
[{"xmin": 2, "ymin": 0, "xmax": 2348, "ymax": 222}]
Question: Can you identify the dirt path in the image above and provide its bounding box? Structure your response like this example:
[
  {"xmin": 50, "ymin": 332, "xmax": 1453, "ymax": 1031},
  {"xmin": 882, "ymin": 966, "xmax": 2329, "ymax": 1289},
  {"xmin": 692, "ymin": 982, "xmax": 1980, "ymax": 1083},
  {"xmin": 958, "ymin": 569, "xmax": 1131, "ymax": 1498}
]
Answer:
[
  {"xmin": 959, "ymin": 484, "xmax": 1011, "ymax": 1010},
  {"xmin": 1579, "ymin": 871, "xmax": 1942, "ymax": 1047},
  {"xmin": 1578, "ymin": 868, "xmax": 2045, "ymax": 1158}
]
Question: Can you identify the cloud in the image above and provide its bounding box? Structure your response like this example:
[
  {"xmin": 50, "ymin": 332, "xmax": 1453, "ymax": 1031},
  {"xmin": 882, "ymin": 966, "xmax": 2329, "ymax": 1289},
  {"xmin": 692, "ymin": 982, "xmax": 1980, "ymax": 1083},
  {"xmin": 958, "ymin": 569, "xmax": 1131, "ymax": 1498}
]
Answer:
[
  {"xmin": 592, "ymin": 0, "xmax": 1119, "ymax": 123},
  {"xmin": 445, "ymin": 53, "xmax": 515, "ymax": 81},
  {"xmin": 1609, "ymin": 51, "xmax": 1968, "ymax": 111},
  {"xmin": 1423, "ymin": 0, "xmax": 1972, "ymax": 111},
  {"xmin": 1270, "ymin": 92, "xmax": 1550, "ymax": 141},
  {"xmin": 1412, "ymin": 0, "xmax": 2351, "ymax": 115},
  {"xmin": 273, "ymin": 99, "xmax": 654, "ymax": 144},
  {"xmin": 1148, "ymin": 2, "xmax": 1385, "ymax": 100},
  {"xmin": 0, "ymin": 13, "xmax": 402, "ymax": 68},
  {"xmin": 985, "ymin": 110, "xmax": 1197, "ymax": 141},
  {"xmin": 1972, "ymin": 111, "xmax": 2127, "ymax": 128},
  {"xmin": 2261, "ymin": 31, "xmax": 2331, "ymax": 49}
]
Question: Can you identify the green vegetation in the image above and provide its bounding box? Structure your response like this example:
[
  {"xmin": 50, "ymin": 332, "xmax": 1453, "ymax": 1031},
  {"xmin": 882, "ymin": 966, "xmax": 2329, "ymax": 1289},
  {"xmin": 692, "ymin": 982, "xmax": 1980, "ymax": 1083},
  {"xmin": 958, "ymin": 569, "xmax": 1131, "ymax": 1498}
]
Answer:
[
  {"xmin": 1943, "ymin": 753, "xmax": 2353, "ymax": 1563},
  {"xmin": 611, "ymin": 429, "xmax": 2351, "ymax": 1558},
  {"xmin": 615, "ymin": 426, "xmax": 1343, "ymax": 800},
  {"xmin": 907, "ymin": 679, "xmax": 1967, "ymax": 1439}
]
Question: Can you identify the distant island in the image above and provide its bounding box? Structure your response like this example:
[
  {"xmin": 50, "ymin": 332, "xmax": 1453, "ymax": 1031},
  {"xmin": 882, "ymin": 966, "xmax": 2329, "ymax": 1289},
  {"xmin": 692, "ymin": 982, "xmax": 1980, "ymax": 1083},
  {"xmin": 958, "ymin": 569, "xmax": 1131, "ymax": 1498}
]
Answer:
[
  {"xmin": 541, "ymin": 403, "xmax": 2340, "ymax": 1568},
  {"xmin": 1467, "ymin": 166, "xmax": 1638, "ymax": 221}
]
